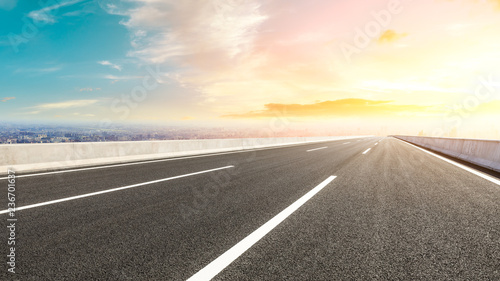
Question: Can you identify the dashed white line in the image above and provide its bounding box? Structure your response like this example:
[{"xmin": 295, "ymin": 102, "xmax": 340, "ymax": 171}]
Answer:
[
  {"xmin": 186, "ymin": 176, "xmax": 337, "ymax": 281},
  {"xmin": 375, "ymin": 143, "xmax": 378, "ymax": 146},
  {"xmin": 362, "ymin": 148, "xmax": 372, "ymax": 154},
  {"xmin": 394, "ymin": 138, "xmax": 500, "ymax": 186},
  {"xmin": 343, "ymin": 142, "xmax": 351, "ymax": 144},
  {"xmin": 0, "ymin": 151, "xmax": 255, "ymax": 180},
  {"xmin": 0, "ymin": 165, "xmax": 234, "ymax": 215},
  {"xmin": 306, "ymin": 147, "xmax": 327, "ymax": 152}
]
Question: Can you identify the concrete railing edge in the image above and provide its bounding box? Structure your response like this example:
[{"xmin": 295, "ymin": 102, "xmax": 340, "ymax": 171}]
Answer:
[
  {"xmin": 392, "ymin": 135, "xmax": 500, "ymax": 173},
  {"xmin": 0, "ymin": 136, "xmax": 373, "ymax": 175}
]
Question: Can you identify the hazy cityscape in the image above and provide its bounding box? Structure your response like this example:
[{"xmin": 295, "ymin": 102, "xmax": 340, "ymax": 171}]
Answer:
[
  {"xmin": 0, "ymin": 122, "xmax": 362, "ymax": 144},
  {"xmin": 1, "ymin": 122, "xmax": 499, "ymax": 145}
]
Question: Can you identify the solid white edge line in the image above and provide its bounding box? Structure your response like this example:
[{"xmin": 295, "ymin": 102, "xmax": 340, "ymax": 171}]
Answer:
[
  {"xmin": 186, "ymin": 176, "xmax": 337, "ymax": 281},
  {"xmin": 362, "ymin": 148, "xmax": 372, "ymax": 154},
  {"xmin": 394, "ymin": 138, "xmax": 500, "ymax": 186},
  {"xmin": 0, "ymin": 165, "xmax": 234, "ymax": 215},
  {"xmin": 306, "ymin": 147, "xmax": 327, "ymax": 152},
  {"xmin": 0, "ymin": 138, "xmax": 368, "ymax": 180}
]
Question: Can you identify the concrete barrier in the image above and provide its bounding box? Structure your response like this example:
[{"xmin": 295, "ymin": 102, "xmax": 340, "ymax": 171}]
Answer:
[
  {"xmin": 393, "ymin": 135, "xmax": 500, "ymax": 173},
  {"xmin": 0, "ymin": 136, "xmax": 370, "ymax": 174}
]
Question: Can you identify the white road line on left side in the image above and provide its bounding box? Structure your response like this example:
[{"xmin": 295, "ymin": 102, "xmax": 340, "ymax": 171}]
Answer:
[
  {"xmin": 362, "ymin": 148, "xmax": 372, "ymax": 154},
  {"xmin": 307, "ymin": 147, "xmax": 327, "ymax": 152},
  {"xmin": 0, "ymin": 165, "xmax": 234, "ymax": 215},
  {"xmin": 186, "ymin": 176, "xmax": 337, "ymax": 281}
]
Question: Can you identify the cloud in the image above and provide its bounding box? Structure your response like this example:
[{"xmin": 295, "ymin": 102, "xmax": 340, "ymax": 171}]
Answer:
[
  {"xmin": 1, "ymin": 97, "xmax": 15, "ymax": 102},
  {"xmin": 378, "ymin": 30, "xmax": 407, "ymax": 44},
  {"xmin": 222, "ymin": 99, "xmax": 435, "ymax": 118},
  {"xmin": 99, "ymin": 0, "xmax": 500, "ymax": 126},
  {"xmin": 32, "ymin": 99, "xmax": 99, "ymax": 111},
  {"xmin": 14, "ymin": 66, "xmax": 63, "ymax": 74},
  {"xmin": 103, "ymin": 75, "xmax": 142, "ymax": 81},
  {"xmin": 28, "ymin": 0, "xmax": 85, "ymax": 24},
  {"xmin": 0, "ymin": 0, "xmax": 17, "ymax": 11},
  {"xmin": 98, "ymin": 60, "xmax": 122, "ymax": 71},
  {"xmin": 73, "ymin": 112, "xmax": 95, "ymax": 117},
  {"xmin": 120, "ymin": 0, "xmax": 268, "ymax": 65},
  {"xmin": 97, "ymin": 1, "xmax": 133, "ymax": 16},
  {"xmin": 474, "ymin": 100, "xmax": 500, "ymax": 114},
  {"xmin": 79, "ymin": 87, "xmax": 101, "ymax": 92},
  {"xmin": 180, "ymin": 116, "xmax": 195, "ymax": 120}
]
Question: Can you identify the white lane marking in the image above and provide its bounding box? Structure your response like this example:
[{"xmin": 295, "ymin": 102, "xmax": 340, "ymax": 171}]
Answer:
[
  {"xmin": 394, "ymin": 138, "xmax": 500, "ymax": 186},
  {"xmin": 362, "ymin": 148, "xmax": 372, "ymax": 154},
  {"xmin": 375, "ymin": 143, "xmax": 378, "ymax": 146},
  {"xmin": 343, "ymin": 142, "xmax": 351, "ymax": 144},
  {"xmin": 0, "ymin": 138, "xmax": 366, "ymax": 180},
  {"xmin": 186, "ymin": 176, "xmax": 337, "ymax": 281},
  {"xmin": 306, "ymin": 147, "xmax": 327, "ymax": 152},
  {"xmin": 0, "ymin": 166, "xmax": 234, "ymax": 215}
]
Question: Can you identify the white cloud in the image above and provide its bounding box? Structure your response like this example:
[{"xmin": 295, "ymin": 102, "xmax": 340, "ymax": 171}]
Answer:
[
  {"xmin": 118, "ymin": 0, "xmax": 267, "ymax": 65},
  {"xmin": 79, "ymin": 87, "xmax": 101, "ymax": 92},
  {"xmin": 73, "ymin": 112, "xmax": 95, "ymax": 117},
  {"xmin": 14, "ymin": 66, "xmax": 63, "ymax": 74},
  {"xmin": 104, "ymin": 74, "xmax": 142, "ymax": 80},
  {"xmin": 97, "ymin": 1, "xmax": 133, "ymax": 16},
  {"xmin": 33, "ymin": 99, "xmax": 99, "ymax": 110},
  {"xmin": 98, "ymin": 0, "xmax": 270, "ymax": 112},
  {"xmin": 98, "ymin": 60, "xmax": 122, "ymax": 71},
  {"xmin": 1, "ymin": 97, "xmax": 15, "ymax": 102},
  {"xmin": 28, "ymin": 0, "xmax": 85, "ymax": 23}
]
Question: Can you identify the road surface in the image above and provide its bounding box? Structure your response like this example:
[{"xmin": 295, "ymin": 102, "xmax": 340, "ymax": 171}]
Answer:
[{"xmin": 1, "ymin": 137, "xmax": 499, "ymax": 280}]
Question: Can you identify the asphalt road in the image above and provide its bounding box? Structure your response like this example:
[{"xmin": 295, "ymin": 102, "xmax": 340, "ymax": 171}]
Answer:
[{"xmin": 1, "ymin": 137, "xmax": 499, "ymax": 280}]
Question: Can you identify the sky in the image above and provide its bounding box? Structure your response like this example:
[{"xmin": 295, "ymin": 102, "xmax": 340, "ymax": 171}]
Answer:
[{"xmin": 1, "ymin": 0, "xmax": 500, "ymax": 138}]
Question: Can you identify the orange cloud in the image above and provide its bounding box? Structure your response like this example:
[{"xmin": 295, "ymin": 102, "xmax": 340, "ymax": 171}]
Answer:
[
  {"xmin": 474, "ymin": 100, "xmax": 500, "ymax": 114},
  {"xmin": 1, "ymin": 97, "xmax": 15, "ymax": 102},
  {"xmin": 222, "ymin": 99, "xmax": 434, "ymax": 118},
  {"xmin": 378, "ymin": 30, "xmax": 407, "ymax": 44}
]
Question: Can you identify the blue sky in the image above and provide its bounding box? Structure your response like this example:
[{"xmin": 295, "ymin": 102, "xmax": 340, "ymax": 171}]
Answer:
[
  {"xmin": 1, "ymin": 1, "xmax": 123, "ymax": 118},
  {"xmin": 0, "ymin": 0, "xmax": 201, "ymax": 124}
]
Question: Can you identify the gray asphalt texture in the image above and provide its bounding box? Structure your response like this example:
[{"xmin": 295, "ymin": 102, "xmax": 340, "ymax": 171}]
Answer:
[{"xmin": 1, "ymin": 137, "xmax": 499, "ymax": 280}]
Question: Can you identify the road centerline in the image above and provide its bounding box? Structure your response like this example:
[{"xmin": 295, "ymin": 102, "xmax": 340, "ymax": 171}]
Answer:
[
  {"xmin": 0, "ymin": 165, "xmax": 234, "ymax": 215},
  {"xmin": 186, "ymin": 175, "xmax": 337, "ymax": 281},
  {"xmin": 362, "ymin": 148, "xmax": 372, "ymax": 154}
]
